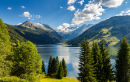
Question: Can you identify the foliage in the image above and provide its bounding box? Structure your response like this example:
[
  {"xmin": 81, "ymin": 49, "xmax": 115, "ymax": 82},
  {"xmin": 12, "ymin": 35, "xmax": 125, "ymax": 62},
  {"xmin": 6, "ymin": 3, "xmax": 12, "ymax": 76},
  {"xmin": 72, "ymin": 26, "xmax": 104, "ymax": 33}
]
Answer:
[
  {"xmin": 62, "ymin": 58, "xmax": 67, "ymax": 77},
  {"xmin": 56, "ymin": 56, "xmax": 59, "ymax": 73},
  {"xmin": 11, "ymin": 41, "xmax": 42, "ymax": 81},
  {"xmin": 116, "ymin": 37, "xmax": 130, "ymax": 82},
  {"xmin": 0, "ymin": 76, "xmax": 28, "ymax": 82},
  {"xmin": 42, "ymin": 60, "xmax": 46, "ymax": 74},
  {"xmin": 100, "ymin": 40, "xmax": 113, "ymax": 81},
  {"xmin": 78, "ymin": 39, "xmax": 96, "ymax": 82},
  {"xmin": 48, "ymin": 55, "xmax": 53, "ymax": 75},
  {"xmin": 92, "ymin": 41, "xmax": 103, "ymax": 81},
  {"xmin": 0, "ymin": 18, "xmax": 13, "ymax": 77},
  {"xmin": 57, "ymin": 62, "xmax": 64, "ymax": 79}
]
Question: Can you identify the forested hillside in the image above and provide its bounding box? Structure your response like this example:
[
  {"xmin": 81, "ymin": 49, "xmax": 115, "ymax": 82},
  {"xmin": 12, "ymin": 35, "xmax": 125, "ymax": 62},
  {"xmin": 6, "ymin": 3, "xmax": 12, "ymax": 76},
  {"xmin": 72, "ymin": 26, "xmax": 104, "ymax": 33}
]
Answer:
[
  {"xmin": 6, "ymin": 21, "xmax": 65, "ymax": 44},
  {"xmin": 67, "ymin": 16, "xmax": 130, "ymax": 46}
]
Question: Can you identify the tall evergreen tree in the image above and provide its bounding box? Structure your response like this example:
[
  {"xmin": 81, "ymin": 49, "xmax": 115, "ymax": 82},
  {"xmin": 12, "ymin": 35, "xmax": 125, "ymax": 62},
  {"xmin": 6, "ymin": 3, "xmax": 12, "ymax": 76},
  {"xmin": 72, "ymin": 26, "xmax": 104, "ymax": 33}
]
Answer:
[
  {"xmin": 52, "ymin": 57, "xmax": 57, "ymax": 73},
  {"xmin": 92, "ymin": 41, "xmax": 103, "ymax": 81},
  {"xmin": 57, "ymin": 62, "xmax": 64, "ymax": 79},
  {"xmin": 42, "ymin": 60, "xmax": 45, "ymax": 74},
  {"xmin": 62, "ymin": 58, "xmax": 67, "ymax": 77},
  {"xmin": 48, "ymin": 55, "xmax": 53, "ymax": 75},
  {"xmin": 56, "ymin": 56, "xmax": 59, "ymax": 73},
  {"xmin": 100, "ymin": 40, "xmax": 113, "ymax": 82},
  {"xmin": 116, "ymin": 38, "xmax": 130, "ymax": 82},
  {"xmin": 78, "ymin": 39, "xmax": 96, "ymax": 82}
]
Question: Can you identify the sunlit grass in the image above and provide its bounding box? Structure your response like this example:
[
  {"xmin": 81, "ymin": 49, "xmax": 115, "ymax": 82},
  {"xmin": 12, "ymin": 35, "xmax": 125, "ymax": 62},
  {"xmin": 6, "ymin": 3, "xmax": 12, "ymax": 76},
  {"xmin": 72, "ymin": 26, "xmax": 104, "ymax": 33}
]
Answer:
[{"xmin": 40, "ymin": 76, "xmax": 79, "ymax": 82}]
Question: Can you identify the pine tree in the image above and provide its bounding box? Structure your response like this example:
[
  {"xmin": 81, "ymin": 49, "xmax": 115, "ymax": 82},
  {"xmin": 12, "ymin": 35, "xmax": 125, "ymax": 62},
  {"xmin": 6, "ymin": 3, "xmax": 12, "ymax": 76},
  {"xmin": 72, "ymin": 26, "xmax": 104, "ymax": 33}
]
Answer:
[
  {"xmin": 116, "ymin": 38, "xmax": 130, "ymax": 82},
  {"xmin": 92, "ymin": 41, "xmax": 103, "ymax": 81},
  {"xmin": 100, "ymin": 40, "xmax": 113, "ymax": 82},
  {"xmin": 56, "ymin": 56, "xmax": 59, "ymax": 73},
  {"xmin": 52, "ymin": 57, "xmax": 57, "ymax": 73},
  {"xmin": 78, "ymin": 39, "xmax": 96, "ymax": 82},
  {"xmin": 42, "ymin": 60, "xmax": 45, "ymax": 74},
  {"xmin": 48, "ymin": 55, "xmax": 53, "ymax": 75},
  {"xmin": 57, "ymin": 62, "xmax": 64, "ymax": 79},
  {"xmin": 62, "ymin": 58, "xmax": 67, "ymax": 77}
]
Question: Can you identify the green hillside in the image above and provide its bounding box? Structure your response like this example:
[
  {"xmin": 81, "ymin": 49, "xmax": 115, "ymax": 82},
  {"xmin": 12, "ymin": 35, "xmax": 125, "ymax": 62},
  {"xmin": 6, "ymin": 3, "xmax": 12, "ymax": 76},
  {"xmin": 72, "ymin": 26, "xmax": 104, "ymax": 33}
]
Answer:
[
  {"xmin": 67, "ymin": 16, "xmax": 130, "ymax": 46},
  {"xmin": 6, "ymin": 22, "xmax": 65, "ymax": 44}
]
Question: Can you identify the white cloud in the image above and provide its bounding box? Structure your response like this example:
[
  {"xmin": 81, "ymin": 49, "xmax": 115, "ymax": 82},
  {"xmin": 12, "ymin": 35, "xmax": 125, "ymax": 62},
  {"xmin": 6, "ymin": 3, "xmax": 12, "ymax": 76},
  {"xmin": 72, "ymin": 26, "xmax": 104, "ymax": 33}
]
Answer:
[
  {"xmin": 62, "ymin": 23, "xmax": 70, "ymax": 28},
  {"xmin": 125, "ymin": 2, "xmax": 127, "ymax": 3},
  {"xmin": 67, "ymin": 6, "xmax": 76, "ymax": 11},
  {"xmin": 60, "ymin": 6, "xmax": 63, "ymax": 9},
  {"xmin": 17, "ymin": 23, "xmax": 22, "ymax": 25},
  {"xmin": 57, "ymin": 23, "xmax": 75, "ymax": 33},
  {"xmin": 35, "ymin": 15, "xmax": 42, "ymax": 19},
  {"xmin": 19, "ymin": 11, "xmax": 42, "ymax": 20},
  {"xmin": 72, "ymin": 3, "xmax": 104, "ymax": 25},
  {"xmin": 23, "ymin": 11, "xmax": 32, "ymax": 19},
  {"xmin": 7, "ymin": 7, "xmax": 12, "ymax": 10},
  {"xmin": 89, "ymin": 0, "xmax": 124, "ymax": 8},
  {"xmin": 117, "ymin": 10, "xmax": 130, "ymax": 16},
  {"xmin": 21, "ymin": 6, "xmax": 25, "ymax": 8},
  {"xmin": 77, "ymin": 0, "xmax": 84, "ymax": 5},
  {"xmin": 68, "ymin": 0, "xmax": 76, "ymax": 5}
]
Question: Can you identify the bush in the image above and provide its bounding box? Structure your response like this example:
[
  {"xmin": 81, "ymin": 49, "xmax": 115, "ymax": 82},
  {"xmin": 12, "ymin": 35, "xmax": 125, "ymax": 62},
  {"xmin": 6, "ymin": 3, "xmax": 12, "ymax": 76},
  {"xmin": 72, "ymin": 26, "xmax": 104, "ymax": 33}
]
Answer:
[{"xmin": 0, "ymin": 76, "xmax": 28, "ymax": 82}]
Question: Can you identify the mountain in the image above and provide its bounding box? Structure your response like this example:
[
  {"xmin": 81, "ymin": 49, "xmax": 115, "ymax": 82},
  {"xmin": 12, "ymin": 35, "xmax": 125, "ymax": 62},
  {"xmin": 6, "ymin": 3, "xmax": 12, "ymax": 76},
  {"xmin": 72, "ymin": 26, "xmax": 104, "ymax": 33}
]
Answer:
[
  {"xmin": 63, "ymin": 24, "xmax": 93, "ymax": 41},
  {"xmin": 67, "ymin": 16, "xmax": 130, "ymax": 46},
  {"xmin": 7, "ymin": 21, "xmax": 65, "ymax": 44}
]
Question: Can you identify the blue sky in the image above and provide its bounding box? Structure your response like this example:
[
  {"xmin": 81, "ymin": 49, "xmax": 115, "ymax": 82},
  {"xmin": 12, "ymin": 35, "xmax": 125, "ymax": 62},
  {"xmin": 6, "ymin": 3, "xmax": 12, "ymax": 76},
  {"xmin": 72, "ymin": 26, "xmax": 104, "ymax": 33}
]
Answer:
[{"xmin": 0, "ymin": 0, "xmax": 130, "ymax": 31}]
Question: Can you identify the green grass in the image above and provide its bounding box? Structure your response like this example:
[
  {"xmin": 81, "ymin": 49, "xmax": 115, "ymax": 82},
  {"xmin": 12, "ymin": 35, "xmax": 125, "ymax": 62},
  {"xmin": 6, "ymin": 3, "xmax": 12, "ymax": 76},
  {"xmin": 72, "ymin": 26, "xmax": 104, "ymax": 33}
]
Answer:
[{"xmin": 40, "ymin": 76, "xmax": 79, "ymax": 82}]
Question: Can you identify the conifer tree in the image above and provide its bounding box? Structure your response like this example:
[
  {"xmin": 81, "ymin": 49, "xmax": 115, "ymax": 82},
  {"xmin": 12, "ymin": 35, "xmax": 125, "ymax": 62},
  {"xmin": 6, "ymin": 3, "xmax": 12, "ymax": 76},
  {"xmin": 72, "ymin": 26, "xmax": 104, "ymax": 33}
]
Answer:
[
  {"xmin": 42, "ymin": 60, "xmax": 45, "ymax": 74},
  {"xmin": 78, "ymin": 39, "xmax": 96, "ymax": 82},
  {"xmin": 56, "ymin": 56, "xmax": 59, "ymax": 73},
  {"xmin": 57, "ymin": 62, "xmax": 64, "ymax": 79},
  {"xmin": 48, "ymin": 55, "xmax": 53, "ymax": 75},
  {"xmin": 100, "ymin": 40, "xmax": 113, "ymax": 82},
  {"xmin": 62, "ymin": 58, "xmax": 67, "ymax": 77},
  {"xmin": 92, "ymin": 41, "xmax": 103, "ymax": 81},
  {"xmin": 116, "ymin": 38, "xmax": 130, "ymax": 82},
  {"xmin": 52, "ymin": 57, "xmax": 57, "ymax": 73}
]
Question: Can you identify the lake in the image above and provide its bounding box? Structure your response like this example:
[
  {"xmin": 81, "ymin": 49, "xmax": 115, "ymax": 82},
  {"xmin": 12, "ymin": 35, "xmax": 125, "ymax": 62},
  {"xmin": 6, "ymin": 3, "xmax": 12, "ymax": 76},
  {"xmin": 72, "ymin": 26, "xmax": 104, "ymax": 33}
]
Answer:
[{"xmin": 37, "ymin": 44, "xmax": 116, "ymax": 78}]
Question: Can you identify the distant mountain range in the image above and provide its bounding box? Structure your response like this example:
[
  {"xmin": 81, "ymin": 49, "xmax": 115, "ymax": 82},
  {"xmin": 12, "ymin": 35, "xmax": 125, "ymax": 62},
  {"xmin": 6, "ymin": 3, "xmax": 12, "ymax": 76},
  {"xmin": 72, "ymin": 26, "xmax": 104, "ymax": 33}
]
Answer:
[
  {"xmin": 67, "ymin": 16, "xmax": 130, "ymax": 46},
  {"xmin": 62, "ymin": 24, "xmax": 93, "ymax": 41},
  {"xmin": 7, "ymin": 21, "xmax": 65, "ymax": 44}
]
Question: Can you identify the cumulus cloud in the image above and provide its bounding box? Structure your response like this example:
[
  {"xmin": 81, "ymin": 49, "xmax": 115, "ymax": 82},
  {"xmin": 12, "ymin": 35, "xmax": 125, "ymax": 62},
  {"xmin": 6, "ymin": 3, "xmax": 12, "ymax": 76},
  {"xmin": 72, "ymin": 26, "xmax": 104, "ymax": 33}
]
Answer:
[
  {"xmin": 71, "ymin": 0, "xmax": 124, "ymax": 25},
  {"xmin": 22, "ymin": 11, "xmax": 32, "ymax": 19},
  {"xmin": 7, "ymin": 7, "xmax": 12, "ymax": 10},
  {"xmin": 68, "ymin": 0, "xmax": 76, "ymax": 5},
  {"xmin": 57, "ymin": 23, "xmax": 76, "ymax": 33},
  {"xmin": 89, "ymin": 0, "xmax": 124, "ymax": 8},
  {"xmin": 62, "ymin": 23, "xmax": 70, "ymax": 28},
  {"xmin": 21, "ymin": 6, "xmax": 25, "ymax": 8},
  {"xmin": 72, "ymin": 3, "xmax": 104, "ymax": 25},
  {"xmin": 77, "ymin": 0, "xmax": 84, "ymax": 5},
  {"xmin": 67, "ymin": 6, "xmax": 76, "ymax": 11},
  {"xmin": 117, "ymin": 10, "xmax": 130, "ymax": 16},
  {"xmin": 60, "ymin": 6, "xmax": 63, "ymax": 9}
]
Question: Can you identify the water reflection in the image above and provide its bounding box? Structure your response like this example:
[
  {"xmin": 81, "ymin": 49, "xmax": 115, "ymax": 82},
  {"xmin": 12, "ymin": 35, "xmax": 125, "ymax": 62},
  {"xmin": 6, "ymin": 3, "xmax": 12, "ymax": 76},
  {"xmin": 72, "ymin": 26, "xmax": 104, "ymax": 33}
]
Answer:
[{"xmin": 36, "ymin": 44, "xmax": 116, "ymax": 78}]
